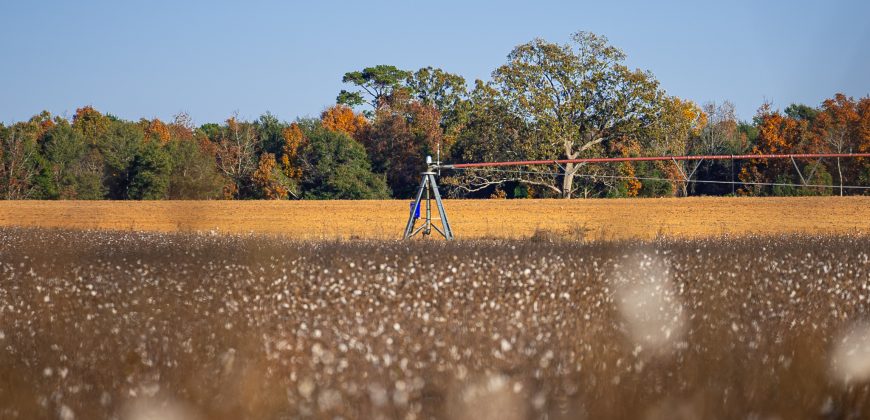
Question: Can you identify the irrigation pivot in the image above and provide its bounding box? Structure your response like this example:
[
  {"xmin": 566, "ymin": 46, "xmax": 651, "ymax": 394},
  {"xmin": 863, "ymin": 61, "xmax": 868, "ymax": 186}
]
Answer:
[
  {"xmin": 402, "ymin": 152, "xmax": 870, "ymax": 240},
  {"xmin": 441, "ymin": 152, "xmax": 870, "ymax": 169},
  {"xmin": 403, "ymin": 156, "xmax": 455, "ymax": 240}
]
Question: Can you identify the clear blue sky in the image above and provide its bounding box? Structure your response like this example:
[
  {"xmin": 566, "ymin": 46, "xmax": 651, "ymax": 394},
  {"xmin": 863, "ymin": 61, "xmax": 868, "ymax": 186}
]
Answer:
[{"xmin": 1, "ymin": 0, "xmax": 867, "ymax": 125}]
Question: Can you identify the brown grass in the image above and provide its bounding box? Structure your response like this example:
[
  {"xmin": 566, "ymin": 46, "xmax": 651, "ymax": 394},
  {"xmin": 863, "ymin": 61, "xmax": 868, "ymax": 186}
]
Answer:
[{"xmin": 0, "ymin": 196, "xmax": 868, "ymax": 240}]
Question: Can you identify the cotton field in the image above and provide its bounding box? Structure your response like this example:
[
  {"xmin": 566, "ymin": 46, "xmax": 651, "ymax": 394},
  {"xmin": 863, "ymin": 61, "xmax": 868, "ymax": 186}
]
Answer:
[{"xmin": 1, "ymin": 228, "xmax": 869, "ymax": 419}]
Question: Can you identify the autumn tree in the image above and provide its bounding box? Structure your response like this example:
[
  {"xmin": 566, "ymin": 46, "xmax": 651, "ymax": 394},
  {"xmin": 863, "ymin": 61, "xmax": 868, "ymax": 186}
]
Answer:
[
  {"xmin": 252, "ymin": 152, "xmax": 292, "ymax": 199},
  {"xmin": 337, "ymin": 65, "xmax": 470, "ymax": 143},
  {"xmin": 72, "ymin": 106, "xmax": 111, "ymax": 144},
  {"xmin": 142, "ymin": 118, "xmax": 171, "ymax": 144},
  {"xmin": 168, "ymin": 112, "xmax": 196, "ymax": 141},
  {"xmin": 608, "ymin": 136, "xmax": 643, "ymax": 197},
  {"xmin": 738, "ymin": 105, "xmax": 826, "ymax": 195},
  {"xmin": 321, "ymin": 105, "xmax": 369, "ymax": 140},
  {"xmin": 363, "ymin": 90, "xmax": 443, "ymax": 197},
  {"xmin": 740, "ymin": 106, "xmax": 786, "ymax": 195},
  {"xmin": 336, "ymin": 66, "xmax": 469, "ymax": 186},
  {"xmin": 26, "ymin": 111, "xmax": 56, "ymax": 142},
  {"xmin": 280, "ymin": 122, "xmax": 306, "ymax": 186}
]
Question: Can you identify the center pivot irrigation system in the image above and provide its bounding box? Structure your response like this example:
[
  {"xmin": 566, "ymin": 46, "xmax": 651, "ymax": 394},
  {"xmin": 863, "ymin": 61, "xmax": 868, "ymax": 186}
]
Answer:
[{"xmin": 402, "ymin": 152, "xmax": 870, "ymax": 240}]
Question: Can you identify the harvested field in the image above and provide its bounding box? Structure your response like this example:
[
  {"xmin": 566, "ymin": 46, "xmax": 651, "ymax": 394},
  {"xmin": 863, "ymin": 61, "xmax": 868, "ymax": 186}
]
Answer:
[
  {"xmin": 1, "ymin": 228, "xmax": 870, "ymax": 419},
  {"xmin": 0, "ymin": 196, "xmax": 868, "ymax": 240}
]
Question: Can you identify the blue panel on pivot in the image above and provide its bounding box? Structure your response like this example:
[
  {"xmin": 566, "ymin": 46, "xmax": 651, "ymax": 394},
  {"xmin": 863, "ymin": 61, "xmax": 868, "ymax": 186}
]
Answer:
[{"xmin": 410, "ymin": 201, "xmax": 420, "ymax": 219}]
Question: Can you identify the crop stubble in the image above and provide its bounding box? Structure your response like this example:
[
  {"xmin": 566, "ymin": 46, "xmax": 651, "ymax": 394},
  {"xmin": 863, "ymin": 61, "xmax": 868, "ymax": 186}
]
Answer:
[{"xmin": 0, "ymin": 196, "xmax": 868, "ymax": 240}]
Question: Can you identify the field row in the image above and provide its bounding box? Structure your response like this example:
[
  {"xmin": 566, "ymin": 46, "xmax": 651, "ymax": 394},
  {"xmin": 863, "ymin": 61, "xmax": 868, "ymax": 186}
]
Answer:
[{"xmin": 0, "ymin": 196, "xmax": 868, "ymax": 240}]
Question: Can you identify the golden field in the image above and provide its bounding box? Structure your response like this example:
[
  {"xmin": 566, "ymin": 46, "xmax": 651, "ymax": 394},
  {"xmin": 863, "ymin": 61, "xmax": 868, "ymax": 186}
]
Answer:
[{"xmin": 0, "ymin": 196, "xmax": 868, "ymax": 240}]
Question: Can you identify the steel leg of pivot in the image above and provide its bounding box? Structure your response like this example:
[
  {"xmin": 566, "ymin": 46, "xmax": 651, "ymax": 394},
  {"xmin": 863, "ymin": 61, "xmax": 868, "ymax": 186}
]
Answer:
[
  {"xmin": 403, "ymin": 172, "xmax": 453, "ymax": 240},
  {"xmin": 403, "ymin": 175, "xmax": 428, "ymax": 239},
  {"xmin": 428, "ymin": 173, "xmax": 453, "ymax": 240}
]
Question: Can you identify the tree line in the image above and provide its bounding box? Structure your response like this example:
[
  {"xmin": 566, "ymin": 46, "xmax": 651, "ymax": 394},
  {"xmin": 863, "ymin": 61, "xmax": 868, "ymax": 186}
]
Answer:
[{"xmin": 2, "ymin": 31, "xmax": 868, "ymax": 200}]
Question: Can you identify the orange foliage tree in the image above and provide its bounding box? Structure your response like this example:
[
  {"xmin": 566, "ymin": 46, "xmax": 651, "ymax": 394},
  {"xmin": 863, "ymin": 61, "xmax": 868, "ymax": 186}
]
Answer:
[
  {"xmin": 739, "ymin": 104, "xmax": 804, "ymax": 195},
  {"xmin": 608, "ymin": 136, "xmax": 642, "ymax": 197},
  {"xmin": 72, "ymin": 106, "xmax": 111, "ymax": 144},
  {"xmin": 168, "ymin": 112, "xmax": 196, "ymax": 141},
  {"xmin": 280, "ymin": 123, "xmax": 306, "ymax": 181},
  {"xmin": 252, "ymin": 153, "xmax": 290, "ymax": 199},
  {"xmin": 321, "ymin": 105, "xmax": 369, "ymax": 140},
  {"xmin": 28, "ymin": 111, "xmax": 56, "ymax": 142},
  {"xmin": 363, "ymin": 91, "xmax": 444, "ymax": 197},
  {"xmin": 142, "ymin": 118, "xmax": 171, "ymax": 144}
]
